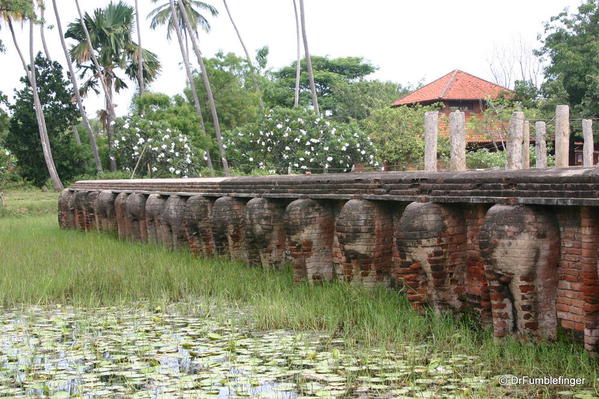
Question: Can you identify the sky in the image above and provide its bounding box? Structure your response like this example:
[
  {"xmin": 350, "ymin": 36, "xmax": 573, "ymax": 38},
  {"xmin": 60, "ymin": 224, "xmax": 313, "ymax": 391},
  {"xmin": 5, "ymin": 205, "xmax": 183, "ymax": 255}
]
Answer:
[{"xmin": 0, "ymin": 0, "xmax": 585, "ymax": 117}]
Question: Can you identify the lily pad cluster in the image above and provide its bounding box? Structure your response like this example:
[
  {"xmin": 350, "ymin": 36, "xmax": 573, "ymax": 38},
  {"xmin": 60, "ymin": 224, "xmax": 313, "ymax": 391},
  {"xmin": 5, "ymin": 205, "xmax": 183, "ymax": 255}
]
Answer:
[{"xmin": 0, "ymin": 306, "xmax": 596, "ymax": 399}]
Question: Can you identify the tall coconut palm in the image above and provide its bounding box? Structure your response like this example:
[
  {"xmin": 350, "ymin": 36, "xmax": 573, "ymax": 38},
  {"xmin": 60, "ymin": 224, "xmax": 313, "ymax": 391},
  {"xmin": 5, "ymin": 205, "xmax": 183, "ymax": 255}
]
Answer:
[
  {"xmin": 1, "ymin": 2, "xmax": 63, "ymax": 190},
  {"xmin": 67, "ymin": 1, "xmax": 161, "ymax": 172},
  {"xmin": 292, "ymin": 0, "xmax": 301, "ymax": 107},
  {"xmin": 222, "ymin": 0, "xmax": 262, "ymax": 109},
  {"xmin": 176, "ymin": 0, "xmax": 228, "ymax": 175},
  {"xmin": 149, "ymin": 0, "xmax": 214, "ymax": 171},
  {"xmin": 148, "ymin": 0, "xmax": 217, "ymax": 39},
  {"xmin": 134, "ymin": 0, "xmax": 144, "ymax": 96},
  {"xmin": 298, "ymin": 0, "xmax": 319, "ymax": 114},
  {"xmin": 51, "ymin": 0, "xmax": 102, "ymax": 173},
  {"xmin": 36, "ymin": 0, "xmax": 51, "ymax": 60}
]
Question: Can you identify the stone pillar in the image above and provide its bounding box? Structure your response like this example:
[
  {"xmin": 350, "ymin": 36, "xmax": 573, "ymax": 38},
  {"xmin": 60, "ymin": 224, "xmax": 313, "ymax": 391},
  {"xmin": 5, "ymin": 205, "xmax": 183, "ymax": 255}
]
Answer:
[
  {"xmin": 58, "ymin": 189, "xmax": 75, "ymax": 229},
  {"xmin": 334, "ymin": 199, "xmax": 393, "ymax": 287},
  {"xmin": 125, "ymin": 193, "xmax": 148, "ymax": 242},
  {"xmin": 555, "ymin": 105, "xmax": 570, "ymax": 168},
  {"xmin": 95, "ymin": 191, "xmax": 116, "ymax": 232},
  {"xmin": 449, "ymin": 110, "xmax": 466, "ymax": 171},
  {"xmin": 161, "ymin": 195, "xmax": 188, "ymax": 250},
  {"xmin": 114, "ymin": 192, "xmax": 130, "ymax": 240},
  {"xmin": 506, "ymin": 112, "xmax": 524, "ymax": 169},
  {"xmin": 145, "ymin": 194, "xmax": 167, "ymax": 245},
  {"xmin": 583, "ymin": 119, "xmax": 594, "ymax": 167},
  {"xmin": 212, "ymin": 196, "xmax": 247, "ymax": 261},
  {"xmin": 479, "ymin": 204, "xmax": 560, "ymax": 340},
  {"xmin": 424, "ymin": 111, "xmax": 438, "ymax": 172},
  {"xmin": 285, "ymin": 198, "xmax": 335, "ymax": 283},
  {"xmin": 246, "ymin": 197, "xmax": 287, "ymax": 268},
  {"xmin": 184, "ymin": 195, "xmax": 214, "ymax": 256},
  {"xmin": 522, "ymin": 120, "xmax": 530, "ymax": 169},
  {"xmin": 395, "ymin": 202, "xmax": 466, "ymax": 312},
  {"xmin": 535, "ymin": 121, "xmax": 547, "ymax": 168}
]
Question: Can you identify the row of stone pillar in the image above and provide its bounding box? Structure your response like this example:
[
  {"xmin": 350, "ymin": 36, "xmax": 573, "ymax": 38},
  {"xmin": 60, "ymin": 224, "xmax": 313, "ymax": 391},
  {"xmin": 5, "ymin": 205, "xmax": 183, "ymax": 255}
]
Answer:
[
  {"xmin": 423, "ymin": 105, "xmax": 595, "ymax": 170},
  {"xmin": 59, "ymin": 189, "xmax": 564, "ymax": 343}
]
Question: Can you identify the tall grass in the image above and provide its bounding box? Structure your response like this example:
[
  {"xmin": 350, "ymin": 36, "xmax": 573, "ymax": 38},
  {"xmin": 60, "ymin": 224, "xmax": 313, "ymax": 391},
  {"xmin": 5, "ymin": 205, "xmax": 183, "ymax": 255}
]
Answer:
[{"xmin": 0, "ymin": 213, "xmax": 597, "ymax": 384}]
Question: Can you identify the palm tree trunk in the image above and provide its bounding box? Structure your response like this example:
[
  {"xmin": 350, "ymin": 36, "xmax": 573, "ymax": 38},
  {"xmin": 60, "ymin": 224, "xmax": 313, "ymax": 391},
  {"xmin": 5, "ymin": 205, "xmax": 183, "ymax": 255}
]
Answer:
[
  {"xmin": 51, "ymin": 0, "xmax": 103, "ymax": 173},
  {"xmin": 292, "ymin": 0, "xmax": 301, "ymax": 107},
  {"xmin": 105, "ymin": 74, "xmax": 117, "ymax": 172},
  {"xmin": 39, "ymin": 3, "xmax": 52, "ymax": 61},
  {"xmin": 10, "ymin": 18, "xmax": 63, "ymax": 190},
  {"xmin": 74, "ymin": 0, "xmax": 117, "ymax": 171},
  {"xmin": 222, "ymin": 0, "xmax": 263, "ymax": 110},
  {"xmin": 134, "ymin": 0, "xmax": 144, "ymax": 96},
  {"xmin": 176, "ymin": 0, "xmax": 229, "ymax": 175},
  {"xmin": 298, "ymin": 0, "xmax": 319, "ymax": 114},
  {"xmin": 167, "ymin": 0, "xmax": 213, "ymax": 172},
  {"xmin": 72, "ymin": 125, "xmax": 82, "ymax": 145}
]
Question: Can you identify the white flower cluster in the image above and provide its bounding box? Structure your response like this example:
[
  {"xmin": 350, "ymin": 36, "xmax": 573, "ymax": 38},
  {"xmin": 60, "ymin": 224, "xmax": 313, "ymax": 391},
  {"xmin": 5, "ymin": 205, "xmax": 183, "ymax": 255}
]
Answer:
[
  {"xmin": 226, "ymin": 109, "xmax": 378, "ymax": 174},
  {"xmin": 113, "ymin": 117, "xmax": 197, "ymax": 177}
]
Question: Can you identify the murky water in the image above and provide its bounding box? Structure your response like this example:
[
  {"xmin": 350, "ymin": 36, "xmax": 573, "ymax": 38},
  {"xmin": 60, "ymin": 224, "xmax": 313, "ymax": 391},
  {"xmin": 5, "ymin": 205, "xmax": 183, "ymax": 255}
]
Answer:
[{"xmin": 0, "ymin": 305, "xmax": 596, "ymax": 398}]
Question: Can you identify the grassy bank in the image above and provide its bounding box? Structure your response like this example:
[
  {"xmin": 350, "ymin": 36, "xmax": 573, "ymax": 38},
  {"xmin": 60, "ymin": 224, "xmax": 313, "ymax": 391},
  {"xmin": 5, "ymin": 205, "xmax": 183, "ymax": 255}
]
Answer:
[{"xmin": 0, "ymin": 190, "xmax": 58, "ymax": 217}]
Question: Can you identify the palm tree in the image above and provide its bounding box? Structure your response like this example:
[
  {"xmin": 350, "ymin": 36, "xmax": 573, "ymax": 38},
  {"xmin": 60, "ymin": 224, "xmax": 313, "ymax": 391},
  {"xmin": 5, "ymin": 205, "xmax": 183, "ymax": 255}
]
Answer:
[
  {"xmin": 176, "ymin": 0, "xmax": 229, "ymax": 175},
  {"xmin": 67, "ymin": 1, "xmax": 161, "ymax": 171},
  {"xmin": 36, "ymin": 0, "xmax": 51, "ymax": 60},
  {"xmin": 1, "ymin": 1, "xmax": 63, "ymax": 190},
  {"xmin": 51, "ymin": 0, "xmax": 102, "ymax": 173},
  {"xmin": 292, "ymin": 0, "xmax": 301, "ymax": 107},
  {"xmin": 298, "ymin": 0, "xmax": 319, "ymax": 114},
  {"xmin": 149, "ymin": 0, "xmax": 214, "ymax": 172},
  {"xmin": 222, "ymin": 0, "xmax": 262, "ymax": 109},
  {"xmin": 148, "ymin": 0, "xmax": 217, "ymax": 40}
]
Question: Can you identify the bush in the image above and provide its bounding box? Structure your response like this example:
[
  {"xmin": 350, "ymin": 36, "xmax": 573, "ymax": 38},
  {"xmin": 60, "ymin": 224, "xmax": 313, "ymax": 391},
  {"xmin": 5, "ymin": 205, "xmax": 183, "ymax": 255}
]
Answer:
[
  {"xmin": 466, "ymin": 148, "xmax": 507, "ymax": 169},
  {"xmin": 362, "ymin": 104, "xmax": 442, "ymax": 170},
  {"xmin": 224, "ymin": 107, "xmax": 377, "ymax": 174},
  {"xmin": 113, "ymin": 116, "xmax": 200, "ymax": 178}
]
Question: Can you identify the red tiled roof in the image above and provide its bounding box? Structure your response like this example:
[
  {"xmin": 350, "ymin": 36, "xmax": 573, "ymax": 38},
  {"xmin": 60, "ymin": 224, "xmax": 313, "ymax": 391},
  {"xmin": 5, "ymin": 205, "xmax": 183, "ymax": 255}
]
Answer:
[{"xmin": 392, "ymin": 70, "xmax": 512, "ymax": 106}]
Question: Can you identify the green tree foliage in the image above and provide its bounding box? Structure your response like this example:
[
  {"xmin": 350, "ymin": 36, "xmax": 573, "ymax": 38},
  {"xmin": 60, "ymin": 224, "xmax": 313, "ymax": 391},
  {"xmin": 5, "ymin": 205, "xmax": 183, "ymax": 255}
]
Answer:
[
  {"xmin": 0, "ymin": 91, "xmax": 9, "ymax": 144},
  {"xmin": 361, "ymin": 104, "xmax": 441, "ymax": 170},
  {"xmin": 5, "ymin": 54, "xmax": 89, "ymax": 186},
  {"xmin": 329, "ymin": 80, "xmax": 409, "ymax": 122},
  {"xmin": 537, "ymin": 0, "xmax": 599, "ymax": 117},
  {"xmin": 190, "ymin": 51, "xmax": 261, "ymax": 135},
  {"xmin": 265, "ymin": 56, "xmax": 376, "ymax": 112},
  {"xmin": 225, "ymin": 107, "xmax": 377, "ymax": 174}
]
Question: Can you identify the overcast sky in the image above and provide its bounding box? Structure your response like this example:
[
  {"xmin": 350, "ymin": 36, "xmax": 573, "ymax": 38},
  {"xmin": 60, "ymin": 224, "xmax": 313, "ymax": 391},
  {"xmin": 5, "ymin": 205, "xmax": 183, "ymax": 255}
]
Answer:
[{"xmin": 0, "ymin": 0, "xmax": 584, "ymax": 117}]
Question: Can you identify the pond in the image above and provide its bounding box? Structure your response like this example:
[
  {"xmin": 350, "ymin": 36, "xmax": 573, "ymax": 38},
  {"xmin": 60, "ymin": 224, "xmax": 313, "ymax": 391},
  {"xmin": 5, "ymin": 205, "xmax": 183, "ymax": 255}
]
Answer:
[{"xmin": 0, "ymin": 305, "xmax": 595, "ymax": 398}]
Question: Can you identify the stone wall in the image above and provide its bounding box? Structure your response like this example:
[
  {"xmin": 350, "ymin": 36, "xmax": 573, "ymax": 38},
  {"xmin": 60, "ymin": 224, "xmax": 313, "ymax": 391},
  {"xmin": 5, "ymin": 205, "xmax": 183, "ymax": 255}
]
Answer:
[{"xmin": 59, "ymin": 168, "xmax": 599, "ymax": 354}]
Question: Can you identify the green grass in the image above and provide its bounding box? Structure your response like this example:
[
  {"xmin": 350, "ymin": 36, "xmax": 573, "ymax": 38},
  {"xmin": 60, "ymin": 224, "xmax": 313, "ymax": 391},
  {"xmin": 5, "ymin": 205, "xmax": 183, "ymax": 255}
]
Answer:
[
  {"xmin": 0, "ymin": 191, "xmax": 597, "ymax": 395},
  {"xmin": 0, "ymin": 190, "xmax": 58, "ymax": 217}
]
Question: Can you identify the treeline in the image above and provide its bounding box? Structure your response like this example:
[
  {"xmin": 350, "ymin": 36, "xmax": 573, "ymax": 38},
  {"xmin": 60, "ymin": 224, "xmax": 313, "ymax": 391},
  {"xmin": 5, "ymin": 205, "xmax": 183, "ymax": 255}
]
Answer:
[{"xmin": 0, "ymin": 0, "xmax": 597, "ymax": 190}]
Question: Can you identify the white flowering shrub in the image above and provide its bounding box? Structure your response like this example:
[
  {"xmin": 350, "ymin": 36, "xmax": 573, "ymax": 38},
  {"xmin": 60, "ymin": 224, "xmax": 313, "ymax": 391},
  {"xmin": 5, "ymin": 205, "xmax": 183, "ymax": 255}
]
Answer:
[
  {"xmin": 225, "ymin": 107, "xmax": 377, "ymax": 174},
  {"xmin": 113, "ymin": 116, "xmax": 198, "ymax": 177}
]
